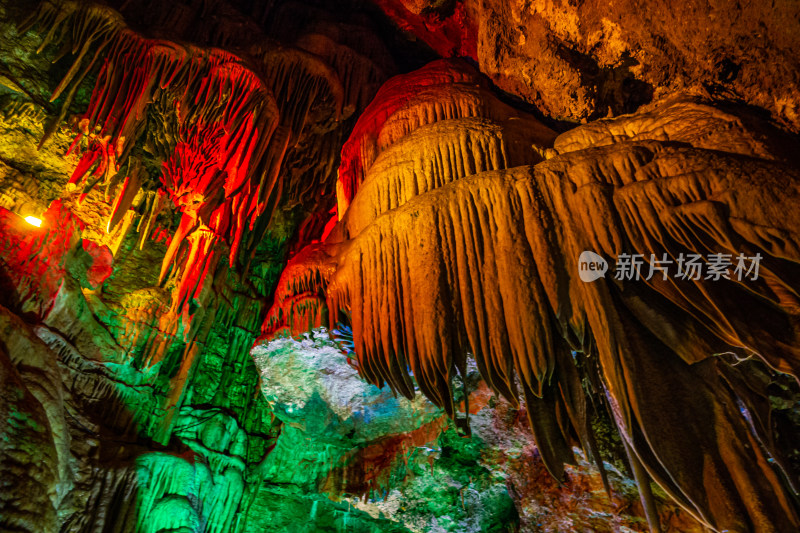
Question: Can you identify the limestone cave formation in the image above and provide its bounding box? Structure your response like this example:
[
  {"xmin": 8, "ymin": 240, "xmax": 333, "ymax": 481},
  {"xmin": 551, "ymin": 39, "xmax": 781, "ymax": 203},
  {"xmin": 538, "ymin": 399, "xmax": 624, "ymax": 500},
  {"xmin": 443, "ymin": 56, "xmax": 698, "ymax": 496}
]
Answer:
[{"xmin": 0, "ymin": 0, "xmax": 799, "ymax": 532}]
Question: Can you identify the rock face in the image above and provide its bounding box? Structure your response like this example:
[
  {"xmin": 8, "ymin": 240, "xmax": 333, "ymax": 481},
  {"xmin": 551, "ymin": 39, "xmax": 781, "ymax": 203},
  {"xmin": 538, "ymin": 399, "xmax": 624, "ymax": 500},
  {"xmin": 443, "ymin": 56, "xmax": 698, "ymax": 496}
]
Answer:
[
  {"xmin": 374, "ymin": 0, "xmax": 800, "ymax": 131},
  {"xmin": 0, "ymin": 306, "xmax": 67, "ymax": 532},
  {"xmin": 0, "ymin": 0, "xmax": 798, "ymax": 532}
]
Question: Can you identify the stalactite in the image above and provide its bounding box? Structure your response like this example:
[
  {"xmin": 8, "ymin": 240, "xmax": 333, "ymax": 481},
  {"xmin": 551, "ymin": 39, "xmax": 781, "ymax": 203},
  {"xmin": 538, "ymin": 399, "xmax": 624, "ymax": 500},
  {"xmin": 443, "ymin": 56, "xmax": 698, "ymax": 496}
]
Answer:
[
  {"xmin": 24, "ymin": 1, "xmax": 359, "ymax": 323},
  {"xmin": 264, "ymin": 61, "xmax": 557, "ymax": 385},
  {"xmin": 294, "ymin": 31, "xmax": 389, "ymax": 120},
  {"xmin": 326, "ymin": 151, "xmax": 800, "ymax": 531},
  {"xmin": 279, "ymin": 127, "xmax": 343, "ymax": 209},
  {"xmin": 336, "ymin": 59, "xmax": 486, "ymax": 207},
  {"xmin": 106, "ymin": 158, "xmax": 142, "ymax": 232},
  {"xmin": 20, "ymin": 0, "xmax": 125, "ymax": 148},
  {"xmin": 252, "ymin": 44, "xmax": 343, "ymax": 143},
  {"xmin": 275, "ymin": 19, "xmax": 394, "ymax": 213},
  {"xmin": 376, "ymin": 84, "xmax": 553, "ymax": 152},
  {"xmin": 172, "ymin": 226, "xmax": 223, "ymax": 318},
  {"xmin": 337, "ymin": 117, "xmax": 555, "ymax": 240},
  {"xmin": 260, "ymin": 242, "xmax": 340, "ymax": 340},
  {"xmin": 264, "ymin": 59, "xmax": 800, "ymax": 531},
  {"xmin": 327, "ymin": 171, "xmax": 563, "ymax": 416},
  {"xmin": 135, "ymin": 191, "xmax": 166, "ymax": 250}
]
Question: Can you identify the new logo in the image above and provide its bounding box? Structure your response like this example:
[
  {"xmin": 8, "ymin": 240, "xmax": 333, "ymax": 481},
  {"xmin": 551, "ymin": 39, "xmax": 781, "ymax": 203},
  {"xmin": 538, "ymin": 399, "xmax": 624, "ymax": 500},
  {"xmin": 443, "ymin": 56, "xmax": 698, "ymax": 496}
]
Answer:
[{"xmin": 578, "ymin": 251, "xmax": 608, "ymax": 282}]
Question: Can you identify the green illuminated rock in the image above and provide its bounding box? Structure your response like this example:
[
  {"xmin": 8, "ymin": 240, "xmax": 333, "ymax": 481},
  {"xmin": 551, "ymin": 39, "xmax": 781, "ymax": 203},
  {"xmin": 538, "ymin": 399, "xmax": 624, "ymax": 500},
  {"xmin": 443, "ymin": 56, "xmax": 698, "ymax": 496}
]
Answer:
[{"xmin": 250, "ymin": 329, "xmax": 519, "ymax": 533}]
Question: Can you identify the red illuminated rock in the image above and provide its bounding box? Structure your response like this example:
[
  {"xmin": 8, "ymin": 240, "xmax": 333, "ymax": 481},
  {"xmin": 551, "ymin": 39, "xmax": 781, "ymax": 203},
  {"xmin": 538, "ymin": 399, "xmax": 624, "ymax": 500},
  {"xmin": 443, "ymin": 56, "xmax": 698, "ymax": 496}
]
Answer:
[{"xmin": 79, "ymin": 238, "xmax": 113, "ymax": 289}]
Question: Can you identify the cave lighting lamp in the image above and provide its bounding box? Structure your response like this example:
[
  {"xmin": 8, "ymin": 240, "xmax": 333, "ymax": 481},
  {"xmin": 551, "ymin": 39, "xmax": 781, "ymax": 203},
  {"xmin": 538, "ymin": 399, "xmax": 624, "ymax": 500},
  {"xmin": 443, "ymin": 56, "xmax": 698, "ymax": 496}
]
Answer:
[{"xmin": 24, "ymin": 215, "xmax": 42, "ymax": 227}]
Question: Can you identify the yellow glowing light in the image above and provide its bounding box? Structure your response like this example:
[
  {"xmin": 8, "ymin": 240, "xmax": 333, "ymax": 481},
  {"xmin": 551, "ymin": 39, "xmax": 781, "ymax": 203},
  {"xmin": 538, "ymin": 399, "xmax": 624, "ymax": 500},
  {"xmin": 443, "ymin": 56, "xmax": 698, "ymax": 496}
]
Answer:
[{"xmin": 24, "ymin": 215, "xmax": 42, "ymax": 227}]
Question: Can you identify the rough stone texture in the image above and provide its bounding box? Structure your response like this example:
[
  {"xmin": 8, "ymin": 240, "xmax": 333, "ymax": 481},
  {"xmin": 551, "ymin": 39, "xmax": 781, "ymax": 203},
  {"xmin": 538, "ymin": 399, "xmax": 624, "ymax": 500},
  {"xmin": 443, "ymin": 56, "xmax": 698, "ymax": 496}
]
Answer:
[
  {"xmin": 377, "ymin": 0, "xmax": 800, "ymax": 132},
  {"xmin": 252, "ymin": 330, "xmax": 705, "ymax": 532},
  {"xmin": 553, "ymin": 95, "xmax": 800, "ymax": 162},
  {"xmin": 0, "ymin": 308, "xmax": 64, "ymax": 533},
  {"xmin": 255, "ymin": 331, "xmax": 442, "ymax": 442}
]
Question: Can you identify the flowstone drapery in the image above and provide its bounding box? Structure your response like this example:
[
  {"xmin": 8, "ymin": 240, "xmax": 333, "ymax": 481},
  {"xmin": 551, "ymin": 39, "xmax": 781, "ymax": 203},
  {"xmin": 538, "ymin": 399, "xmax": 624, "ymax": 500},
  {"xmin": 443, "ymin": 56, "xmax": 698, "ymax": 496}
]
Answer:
[{"xmin": 265, "ymin": 62, "xmax": 800, "ymax": 532}]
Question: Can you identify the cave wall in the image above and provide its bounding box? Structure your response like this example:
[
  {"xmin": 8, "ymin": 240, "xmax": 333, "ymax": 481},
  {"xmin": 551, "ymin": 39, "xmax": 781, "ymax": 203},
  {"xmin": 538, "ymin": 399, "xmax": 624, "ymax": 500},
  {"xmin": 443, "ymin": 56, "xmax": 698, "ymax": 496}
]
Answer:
[{"xmin": 373, "ymin": 0, "xmax": 800, "ymax": 130}]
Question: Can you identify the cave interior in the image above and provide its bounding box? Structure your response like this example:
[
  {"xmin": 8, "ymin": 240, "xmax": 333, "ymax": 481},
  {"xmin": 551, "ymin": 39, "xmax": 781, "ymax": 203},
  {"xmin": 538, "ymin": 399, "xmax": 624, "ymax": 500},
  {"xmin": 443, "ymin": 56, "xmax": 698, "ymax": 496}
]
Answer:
[{"xmin": 0, "ymin": 0, "xmax": 799, "ymax": 532}]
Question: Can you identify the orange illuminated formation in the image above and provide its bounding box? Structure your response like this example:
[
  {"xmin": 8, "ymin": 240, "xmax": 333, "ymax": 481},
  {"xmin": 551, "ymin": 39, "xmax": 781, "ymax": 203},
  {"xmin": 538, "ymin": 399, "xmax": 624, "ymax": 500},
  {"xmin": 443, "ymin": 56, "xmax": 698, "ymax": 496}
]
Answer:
[{"xmin": 266, "ymin": 62, "xmax": 800, "ymax": 532}]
